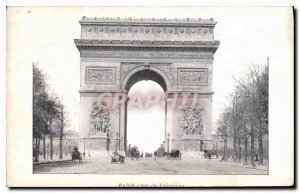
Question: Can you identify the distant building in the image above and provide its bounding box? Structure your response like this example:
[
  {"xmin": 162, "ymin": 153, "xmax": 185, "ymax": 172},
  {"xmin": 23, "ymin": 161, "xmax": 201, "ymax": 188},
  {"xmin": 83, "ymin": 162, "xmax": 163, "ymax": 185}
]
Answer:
[{"xmin": 37, "ymin": 130, "xmax": 79, "ymax": 160}]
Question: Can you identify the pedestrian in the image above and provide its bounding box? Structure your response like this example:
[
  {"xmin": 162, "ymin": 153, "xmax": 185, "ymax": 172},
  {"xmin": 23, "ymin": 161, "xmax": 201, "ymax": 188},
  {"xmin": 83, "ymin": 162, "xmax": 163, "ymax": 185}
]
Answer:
[
  {"xmin": 83, "ymin": 152, "xmax": 86, "ymax": 159},
  {"xmin": 154, "ymin": 151, "xmax": 157, "ymax": 160}
]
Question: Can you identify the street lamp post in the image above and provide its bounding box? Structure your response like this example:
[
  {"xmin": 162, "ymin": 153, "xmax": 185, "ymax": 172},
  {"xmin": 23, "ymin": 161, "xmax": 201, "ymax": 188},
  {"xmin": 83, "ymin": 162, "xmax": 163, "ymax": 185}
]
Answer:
[
  {"xmin": 83, "ymin": 137, "xmax": 86, "ymax": 159},
  {"xmin": 120, "ymin": 137, "xmax": 123, "ymax": 151},
  {"xmin": 83, "ymin": 137, "xmax": 86, "ymax": 153},
  {"xmin": 115, "ymin": 132, "xmax": 119, "ymax": 152},
  {"xmin": 107, "ymin": 133, "xmax": 110, "ymax": 152},
  {"xmin": 126, "ymin": 140, "xmax": 128, "ymax": 155},
  {"xmin": 167, "ymin": 133, "xmax": 170, "ymax": 153}
]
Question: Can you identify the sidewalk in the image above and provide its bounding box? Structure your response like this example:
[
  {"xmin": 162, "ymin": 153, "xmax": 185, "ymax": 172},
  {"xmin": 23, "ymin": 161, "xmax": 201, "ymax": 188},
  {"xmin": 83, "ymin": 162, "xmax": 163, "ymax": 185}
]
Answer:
[
  {"xmin": 217, "ymin": 159, "xmax": 269, "ymax": 171},
  {"xmin": 33, "ymin": 157, "xmax": 71, "ymax": 165}
]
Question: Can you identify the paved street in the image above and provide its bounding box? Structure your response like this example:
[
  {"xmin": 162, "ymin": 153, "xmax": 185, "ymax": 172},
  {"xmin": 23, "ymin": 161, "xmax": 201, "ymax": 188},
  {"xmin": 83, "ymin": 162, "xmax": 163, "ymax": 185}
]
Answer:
[{"xmin": 33, "ymin": 157, "xmax": 268, "ymax": 175}]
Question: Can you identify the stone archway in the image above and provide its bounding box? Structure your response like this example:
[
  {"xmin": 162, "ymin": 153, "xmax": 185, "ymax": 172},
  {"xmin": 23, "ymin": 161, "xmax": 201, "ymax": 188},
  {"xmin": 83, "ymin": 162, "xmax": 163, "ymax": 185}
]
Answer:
[
  {"xmin": 74, "ymin": 17, "xmax": 219, "ymax": 158},
  {"xmin": 122, "ymin": 67, "xmax": 169, "ymax": 155},
  {"xmin": 123, "ymin": 67, "xmax": 169, "ymax": 92}
]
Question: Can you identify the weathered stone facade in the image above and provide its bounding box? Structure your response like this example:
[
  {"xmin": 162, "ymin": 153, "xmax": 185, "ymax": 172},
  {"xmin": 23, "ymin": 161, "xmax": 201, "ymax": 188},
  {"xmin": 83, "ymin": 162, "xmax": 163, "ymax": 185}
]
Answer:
[{"xmin": 74, "ymin": 17, "xmax": 219, "ymax": 157}]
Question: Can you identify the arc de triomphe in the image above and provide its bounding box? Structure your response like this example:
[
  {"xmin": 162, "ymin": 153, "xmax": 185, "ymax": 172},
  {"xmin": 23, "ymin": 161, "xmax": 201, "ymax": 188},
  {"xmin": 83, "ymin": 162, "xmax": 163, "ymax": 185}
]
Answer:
[{"xmin": 74, "ymin": 17, "xmax": 219, "ymax": 158}]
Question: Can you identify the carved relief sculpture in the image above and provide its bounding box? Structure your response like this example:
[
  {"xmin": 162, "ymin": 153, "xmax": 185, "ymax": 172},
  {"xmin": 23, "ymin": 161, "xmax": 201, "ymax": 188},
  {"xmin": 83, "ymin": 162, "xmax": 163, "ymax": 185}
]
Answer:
[
  {"xmin": 89, "ymin": 102, "xmax": 111, "ymax": 136},
  {"xmin": 178, "ymin": 68, "xmax": 208, "ymax": 85},
  {"xmin": 151, "ymin": 63, "xmax": 173, "ymax": 82},
  {"xmin": 179, "ymin": 108, "xmax": 204, "ymax": 135},
  {"xmin": 86, "ymin": 67, "xmax": 115, "ymax": 84},
  {"xmin": 121, "ymin": 63, "xmax": 143, "ymax": 81}
]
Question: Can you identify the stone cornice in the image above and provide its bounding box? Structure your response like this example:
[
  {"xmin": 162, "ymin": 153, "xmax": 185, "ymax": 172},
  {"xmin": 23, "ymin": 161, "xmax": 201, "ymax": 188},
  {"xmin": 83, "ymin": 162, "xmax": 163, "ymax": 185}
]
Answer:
[
  {"xmin": 167, "ymin": 91, "xmax": 214, "ymax": 96},
  {"xmin": 80, "ymin": 17, "xmax": 216, "ymax": 27},
  {"xmin": 79, "ymin": 90, "xmax": 126, "ymax": 93},
  {"xmin": 74, "ymin": 39, "xmax": 220, "ymax": 51}
]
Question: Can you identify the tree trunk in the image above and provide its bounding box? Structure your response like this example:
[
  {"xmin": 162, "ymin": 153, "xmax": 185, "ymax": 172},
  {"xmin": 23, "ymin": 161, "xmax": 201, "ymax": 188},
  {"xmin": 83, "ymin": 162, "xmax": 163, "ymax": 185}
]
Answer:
[
  {"xmin": 250, "ymin": 124, "xmax": 255, "ymax": 167},
  {"xmin": 244, "ymin": 135, "xmax": 248, "ymax": 165},
  {"xmin": 238, "ymin": 137, "xmax": 241, "ymax": 163},
  {"xmin": 50, "ymin": 135, "xmax": 53, "ymax": 160},
  {"xmin": 258, "ymin": 122, "xmax": 264, "ymax": 165},
  {"xmin": 222, "ymin": 140, "xmax": 226, "ymax": 161},
  {"xmin": 34, "ymin": 138, "xmax": 38, "ymax": 162},
  {"xmin": 225, "ymin": 139, "xmax": 228, "ymax": 160},
  {"xmin": 59, "ymin": 137, "xmax": 63, "ymax": 159},
  {"xmin": 37, "ymin": 137, "xmax": 41, "ymax": 162},
  {"xmin": 233, "ymin": 129, "xmax": 237, "ymax": 162},
  {"xmin": 59, "ymin": 105, "xmax": 64, "ymax": 160},
  {"xmin": 42, "ymin": 134, "xmax": 46, "ymax": 160}
]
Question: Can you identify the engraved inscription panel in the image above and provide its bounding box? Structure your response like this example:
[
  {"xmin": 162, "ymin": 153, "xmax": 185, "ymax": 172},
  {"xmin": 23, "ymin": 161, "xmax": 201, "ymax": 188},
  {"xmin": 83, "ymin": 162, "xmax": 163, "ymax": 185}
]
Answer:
[
  {"xmin": 85, "ymin": 67, "xmax": 116, "ymax": 84},
  {"xmin": 178, "ymin": 68, "xmax": 208, "ymax": 85}
]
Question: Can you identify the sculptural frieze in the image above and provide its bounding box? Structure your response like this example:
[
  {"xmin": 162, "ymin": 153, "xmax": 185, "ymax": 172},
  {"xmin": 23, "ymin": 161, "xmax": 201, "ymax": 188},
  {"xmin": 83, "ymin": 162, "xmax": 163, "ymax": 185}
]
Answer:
[
  {"xmin": 179, "ymin": 108, "xmax": 204, "ymax": 135},
  {"xmin": 79, "ymin": 47, "xmax": 214, "ymax": 59},
  {"xmin": 80, "ymin": 16, "xmax": 215, "ymax": 41},
  {"xmin": 82, "ymin": 24, "xmax": 215, "ymax": 38},
  {"xmin": 89, "ymin": 102, "xmax": 111, "ymax": 136}
]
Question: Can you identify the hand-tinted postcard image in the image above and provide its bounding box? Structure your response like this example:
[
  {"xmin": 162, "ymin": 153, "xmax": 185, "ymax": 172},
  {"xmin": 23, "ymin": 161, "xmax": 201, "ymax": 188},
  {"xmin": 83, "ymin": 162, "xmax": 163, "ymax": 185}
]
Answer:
[{"xmin": 6, "ymin": 6, "xmax": 294, "ymax": 187}]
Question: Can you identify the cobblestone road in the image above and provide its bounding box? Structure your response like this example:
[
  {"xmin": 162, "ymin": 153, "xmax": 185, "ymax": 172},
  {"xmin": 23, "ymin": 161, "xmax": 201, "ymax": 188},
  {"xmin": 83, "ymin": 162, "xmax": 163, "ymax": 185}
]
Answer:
[{"xmin": 33, "ymin": 157, "xmax": 268, "ymax": 175}]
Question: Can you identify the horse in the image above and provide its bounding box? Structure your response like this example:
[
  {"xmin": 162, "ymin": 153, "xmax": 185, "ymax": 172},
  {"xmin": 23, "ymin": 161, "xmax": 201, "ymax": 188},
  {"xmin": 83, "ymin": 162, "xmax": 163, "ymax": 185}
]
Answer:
[
  {"xmin": 170, "ymin": 150, "xmax": 181, "ymax": 159},
  {"xmin": 130, "ymin": 147, "xmax": 140, "ymax": 160},
  {"xmin": 203, "ymin": 150, "xmax": 216, "ymax": 160},
  {"xmin": 134, "ymin": 151, "xmax": 140, "ymax": 160},
  {"xmin": 71, "ymin": 151, "xmax": 82, "ymax": 163}
]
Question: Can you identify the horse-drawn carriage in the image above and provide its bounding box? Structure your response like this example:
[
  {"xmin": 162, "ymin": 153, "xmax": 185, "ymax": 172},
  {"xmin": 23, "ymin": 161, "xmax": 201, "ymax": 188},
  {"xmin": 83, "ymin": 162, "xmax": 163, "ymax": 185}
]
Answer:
[
  {"xmin": 111, "ymin": 152, "xmax": 125, "ymax": 164},
  {"xmin": 203, "ymin": 150, "xmax": 216, "ymax": 159},
  {"xmin": 129, "ymin": 146, "xmax": 140, "ymax": 160},
  {"xmin": 164, "ymin": 150, "xmax": 181, "ymax": 159},
  {"xmin": 170, "ymin": 150, "xmax": 181, "ymax": 158},
  {"xmin": 71, "ymin": 151, "xmax": 82, "ymax": 163},
  {"xmin": 71, "ymin": 146, "xmax": 82, "ymax": 163}
]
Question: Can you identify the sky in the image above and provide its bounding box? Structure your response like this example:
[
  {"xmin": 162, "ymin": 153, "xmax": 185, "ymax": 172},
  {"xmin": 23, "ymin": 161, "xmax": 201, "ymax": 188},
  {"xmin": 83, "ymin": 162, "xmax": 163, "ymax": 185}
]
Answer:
[
  {"xmin": 7, "ymin": 7, "xmax": 292, "ymax": 151},
  {"xmin": 127, "ymin": 80, "xmax": 165, "ymax": 153}
]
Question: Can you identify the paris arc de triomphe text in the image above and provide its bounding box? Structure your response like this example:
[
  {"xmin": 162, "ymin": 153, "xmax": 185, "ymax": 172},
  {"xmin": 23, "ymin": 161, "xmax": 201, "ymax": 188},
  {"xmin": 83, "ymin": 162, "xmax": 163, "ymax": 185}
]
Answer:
[{"xmin": 74, "ymin": 17, "xmax": 219, "ymax": 158}]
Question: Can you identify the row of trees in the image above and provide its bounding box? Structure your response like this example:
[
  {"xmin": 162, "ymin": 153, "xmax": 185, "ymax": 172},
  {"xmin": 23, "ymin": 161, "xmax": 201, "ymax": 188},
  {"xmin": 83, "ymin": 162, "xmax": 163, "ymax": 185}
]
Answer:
[
  {"xmin": 33, "ymin": 63, "xmax": 69, "ymax": 162},
  {"xmin": 217, "ymin": 61, "xmax": 269, "ymax": 166}
]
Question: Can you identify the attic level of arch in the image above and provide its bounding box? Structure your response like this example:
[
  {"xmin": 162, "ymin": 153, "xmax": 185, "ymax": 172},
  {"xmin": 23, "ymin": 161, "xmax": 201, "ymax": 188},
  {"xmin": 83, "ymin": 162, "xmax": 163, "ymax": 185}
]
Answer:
[{"xmin": 79, "ymin": 17, "xmax": 217, "ymax": 41}]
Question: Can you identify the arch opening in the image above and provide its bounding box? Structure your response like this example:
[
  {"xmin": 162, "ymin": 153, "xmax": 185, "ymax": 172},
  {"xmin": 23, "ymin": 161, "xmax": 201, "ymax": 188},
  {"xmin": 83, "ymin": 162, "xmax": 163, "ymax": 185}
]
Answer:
[
  {"xmin": 123, "ymin": 69, "xmax": 168, "ymax": 156},
  {"xmin": 126, "ymin": 80, "xmax": 165, "ymax": 154},
  {"xmin": 124, "ymin": 69, "xmax": 168, "ymax": 92}
]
